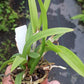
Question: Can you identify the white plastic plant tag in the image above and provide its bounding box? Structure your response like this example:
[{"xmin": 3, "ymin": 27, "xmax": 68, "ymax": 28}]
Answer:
[{"xmin": 15, "ymin": 25, "xmax": 27, "ymax": 54}]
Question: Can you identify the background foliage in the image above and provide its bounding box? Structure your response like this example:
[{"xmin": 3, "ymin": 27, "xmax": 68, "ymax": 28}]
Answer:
[{"xmin": 0, "ymin": 0, "xmax": 29, "ymax": 77}]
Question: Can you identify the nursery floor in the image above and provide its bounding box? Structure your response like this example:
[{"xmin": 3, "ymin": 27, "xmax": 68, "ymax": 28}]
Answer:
[{"xmin": 43, "ymin": 0, "xmax": 84, "ymax": 84}]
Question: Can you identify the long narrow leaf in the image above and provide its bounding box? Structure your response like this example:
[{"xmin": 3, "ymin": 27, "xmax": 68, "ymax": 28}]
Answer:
[
  {"xmin": 29, "ymin": 38, "xmax": 46, "ymax": 74},
  {"xmin": 29, "ymin": 57, "xmax": 41, "ymax": 74},
  {"xmin": 38, "ymin": 0, "xmax": 48, "ymax": 30},
  {"xmin": 38, "ymin": 0, "xmax": 51, "ymax": 28},
  {"xmin": 11, "ymin": 56, "xmax": 26, "ymax": 72},
  {"xmin": 28, "ymin": 0, "xmax": 38, "ymax": 33},
  {"xmin": 49, "ymin": 33, "xmax": 64, "ymax": 42},
  {"xmin": 53, "ymin": 33, "xmax": 64, "ymax": 40},
  {"xmin": 15, "ymin": 71, "xmax": 24, "ymax": 84},
  {"xmin": 26, "ymin": 23, "xmax": 33, "ymax": 42},
  {"xmin": 46, "ymin": 40, "xmax": 84, "ymax": 77},
  {"xmin": 22, "ymin": 28, "xmax": 73, "ymax": 58},
  {"xmin": 0, "ymin": 59, "xmax": 13, "ymax": 71},
  {"xmin": 44, "ymin": 0, "xmax": 51, "ymax": 11},
  {"xmin": 25, "ymin": 23, "xmax": 33, "ymax": 57},
  {"xmin": 10, "ymin": 53, "xmax": 21, "ymax": 59},
  {"xmin": 0, "ymin": 53, "xmax": 20, "ymax": 71},
  {"xmin": 71, "ymin": 14, "xmax": 84, "ymax": 20}
]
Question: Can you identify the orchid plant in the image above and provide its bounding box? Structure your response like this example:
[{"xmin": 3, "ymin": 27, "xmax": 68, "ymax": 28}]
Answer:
[{"xmin": 0, "ymin": 0, "xmax": 84, "ymax": 84}]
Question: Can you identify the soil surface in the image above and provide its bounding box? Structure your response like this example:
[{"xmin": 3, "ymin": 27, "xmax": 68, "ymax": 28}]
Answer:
[{"xmin": 12, "ymin": 68, "xmax": 45, "ymax": 82}]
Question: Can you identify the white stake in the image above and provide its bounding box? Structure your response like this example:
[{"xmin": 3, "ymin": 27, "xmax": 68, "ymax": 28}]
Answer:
[{"xmin": 15, "ymin": 25, "xmax": 27, "ymax": 54}]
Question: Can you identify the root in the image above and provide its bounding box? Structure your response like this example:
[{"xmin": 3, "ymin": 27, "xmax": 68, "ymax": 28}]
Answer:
[{"xmin": 43, "ymin": 65, "xmax": 67, "ymax": 70}]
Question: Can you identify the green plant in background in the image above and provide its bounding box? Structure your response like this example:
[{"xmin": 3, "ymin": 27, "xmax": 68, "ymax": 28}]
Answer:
[
  {"xmin": 77, "ymin": 0, "xmax": 83, "ymax": 3},
  {"xmin": 18, "ymin": 0, "xmax": 30, "ymax": 19},
  {"xmin": 0, "ymin": 0, "xmax": 29, "ymax": 77},
  {"xmin": 18, "ymin": 1, "xmax": 25, "ymax": 13},
  {"xmin": 72, "ymin": 0, "xmax": 84, "ymax": 23},
  {"xmin": 0, "ymin": 39, "xmax": 16, "ymax": 81},
  {"xmin": 0, "ymin": 0, "xmax": 19, "ymax": 32},
  {"xmin": 71, "ymin": 14, "xmax": 84, "ymax": 22},
  {"xmin": 0, "ymin": 0, "xmax": 30, "ymax": 32},
  {"xmin": 1, "ymin": 0, "xmax": 84, "ymax": 84},
  {"xmin": 0, "ymin": 39, "xmax": 16, "ymax": 72}
]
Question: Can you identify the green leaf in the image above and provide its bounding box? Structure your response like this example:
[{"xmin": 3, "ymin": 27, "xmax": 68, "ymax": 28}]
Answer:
[
  {"xmin": 9, "ymin": 11, "xmax": 18, "ymax": 19},
  {"xmin": 80, "ymin": 17, "xmax": 84, "ymax": 22},
  {"xmin": 0, "ymin": 53, "xmax": 21, "ymax": 71},
  {"xmin": 23, "ymin": 28, "xmax": 73, "ymax": 74},
  {"xmin": 11, "ymin": 56, "xmax": 26, "ymax": 72},
  {"xmin": 38, "ymin": 0, "xmax": 48, "ymax": 30},
  {"xmin": 22, "ymin": 28, "xmax": 73, "ymax": 58},
  {"xmin": 10, "ymin": 53, "xmax": 21, "ymax": 59},
  {"xmin": 77, "ymin": 0, "xmax": 83, "ymax": 2},
  {"xmin": 29, "ymin": 57, "xmax": 41, "ymax": 74},
  {"xmin": 6, "ymin": 9, "xmax": 10, "ymax": 14},
  {"xmin": 34, "ymin": 44, "xmax": 41, "ymax": 53},
  {"xmin": 29, "ymin": 38, "xmax": 46, "ymax": 74},
  {"xmin": 29, "ymin": 52, "xmax": 40, "ymax": 59},
  {"xmin": 46, "ymin": 40, "xmax": 84, "ymax": 77},
  {"xmin": 44, "ymin": 0, "xmax": 51, "ymax": 11},
  {"xmin": 71, "ymin": 14, "xmax": 84, "ymax": 19},
  {"xmin": 26, "ymin": 23, "xmax": 33, "ymax": 42},
  {"xmin": 38, "ymin": 0, "xmax": 51, "ymax": 28},
  {"xmin": 15, "ymin": 71, "xmax": 24, "ymax": 84},
  {"xmin": 25, "ymin": 23, "xmax": 33, "ymax": 55},
  {"xmin": 0, "ymin": 82, "xmax": 2, "ymax": 84},
  {"xmin": 28, "ymin": 0, "xmax": 38, "ymax": 33},
  {"xmin": 0, "ymin": 24, "xmax": 8, "ymax": 32},
  {"xmin": 49, "ymin": 33, "xmax": 64, "ymax": 43},
  {"xmin": 0, "ymin": 59, "xmax": 14, "ymax": 71},
  {"xmin": 53, "ymin": 33, "xmax": 64, "ymax": 40}
]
